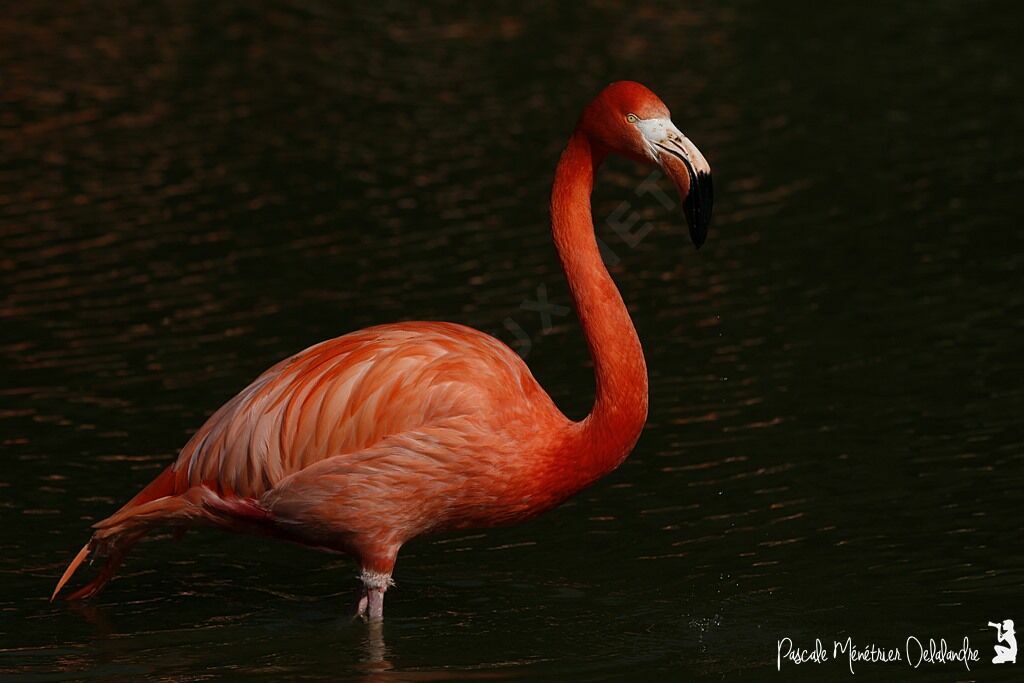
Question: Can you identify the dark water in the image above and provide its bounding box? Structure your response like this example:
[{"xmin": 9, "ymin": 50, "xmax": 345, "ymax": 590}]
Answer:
[{"xmin": 2, "ymin": 1, "xmax": 1023, "ymax": 680}]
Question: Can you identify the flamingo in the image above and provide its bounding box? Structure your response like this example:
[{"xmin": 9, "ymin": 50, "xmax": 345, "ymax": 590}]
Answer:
[{"xmin": 52, "ymin": 81, "xmax": 713, "ymax": 620}]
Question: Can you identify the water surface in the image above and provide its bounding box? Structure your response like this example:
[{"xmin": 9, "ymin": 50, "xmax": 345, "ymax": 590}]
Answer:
[{"xmin": 2, "ymin": 1, "xmax": 1023, "ymax": 680}]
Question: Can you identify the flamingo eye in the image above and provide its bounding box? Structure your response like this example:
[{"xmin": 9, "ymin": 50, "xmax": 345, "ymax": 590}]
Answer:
[{"xmin": 626, "ymin": 114, "xmax": 639, "ymax": 123}]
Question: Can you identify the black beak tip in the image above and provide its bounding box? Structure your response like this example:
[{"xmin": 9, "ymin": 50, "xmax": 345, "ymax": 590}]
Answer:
[
  {"xmin": 690, "ymin": 227, "xmax": 707, "ymax": 250},
  {"xmin": 684, "ymin": 171, "xmax": 713, "ymax": 250}
]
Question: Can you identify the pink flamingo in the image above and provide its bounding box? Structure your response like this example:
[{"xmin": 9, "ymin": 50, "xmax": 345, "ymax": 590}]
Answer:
[{"xmin": 52, "ymin": 81, "xmax": 712, "ymax": 620}]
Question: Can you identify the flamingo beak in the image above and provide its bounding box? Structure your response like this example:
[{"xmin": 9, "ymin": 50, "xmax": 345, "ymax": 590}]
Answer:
[{"xmin": 638, "ymin": 118, "xmax": 713, "ymax": 249}]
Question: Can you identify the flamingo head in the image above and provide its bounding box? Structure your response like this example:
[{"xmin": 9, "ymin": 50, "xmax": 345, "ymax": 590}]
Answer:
[{"xmin": 580, "ymin": 81, "xmax": 713, "ymax": 248}]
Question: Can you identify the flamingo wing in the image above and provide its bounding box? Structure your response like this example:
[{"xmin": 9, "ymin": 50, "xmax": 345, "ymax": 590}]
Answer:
[{"xmin": 166, "ymin": 321, "xmax": 556, "ymax": 499}]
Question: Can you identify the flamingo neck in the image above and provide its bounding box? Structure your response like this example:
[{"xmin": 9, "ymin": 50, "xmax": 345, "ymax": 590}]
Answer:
[{"xmin": 551, "ymin": 130, "xmax": 648, "ymax": 486}]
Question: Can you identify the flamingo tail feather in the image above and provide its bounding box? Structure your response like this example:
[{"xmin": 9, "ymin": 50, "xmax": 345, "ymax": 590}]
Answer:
[
  {"xmin": 51, "ymin": 543, "xmax": 92, "ymax": 601},
  {"xmin": 51, "ymin": 474, "xmax": 271, "ymax": 601}
]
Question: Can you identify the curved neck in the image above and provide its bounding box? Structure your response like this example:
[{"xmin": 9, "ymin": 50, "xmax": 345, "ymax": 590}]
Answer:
[{"xmin": 551, "ymin": 131, "xmax": 648, "ymax": 484}]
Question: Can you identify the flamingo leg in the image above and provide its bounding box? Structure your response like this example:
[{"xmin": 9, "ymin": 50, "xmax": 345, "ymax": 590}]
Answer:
[
  {"xmin": 366, "ymin": 586, "xmax": 385, "ymax": 621},
  {"xmin": 354, "ymin": 587, "xmax": 369, "ymax": 619},
  {"xmin": 359, "ymin": 568, "xmax": 393, "ymax": 622}
]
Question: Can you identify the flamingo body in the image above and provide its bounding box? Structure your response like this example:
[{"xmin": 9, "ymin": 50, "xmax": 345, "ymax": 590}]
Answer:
[
  {"xmin": 181, "ymin": 322, "xmax": 574, "ymax": 560},
  {"xmin": 53, "ymin": 81, "xmax": 713, "ymax": 619}
]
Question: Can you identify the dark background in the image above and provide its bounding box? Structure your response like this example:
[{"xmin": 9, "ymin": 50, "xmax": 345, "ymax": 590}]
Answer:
[{"xmin": 2, "ymin": 1, "xmax": 1022, "ymax": 679}]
